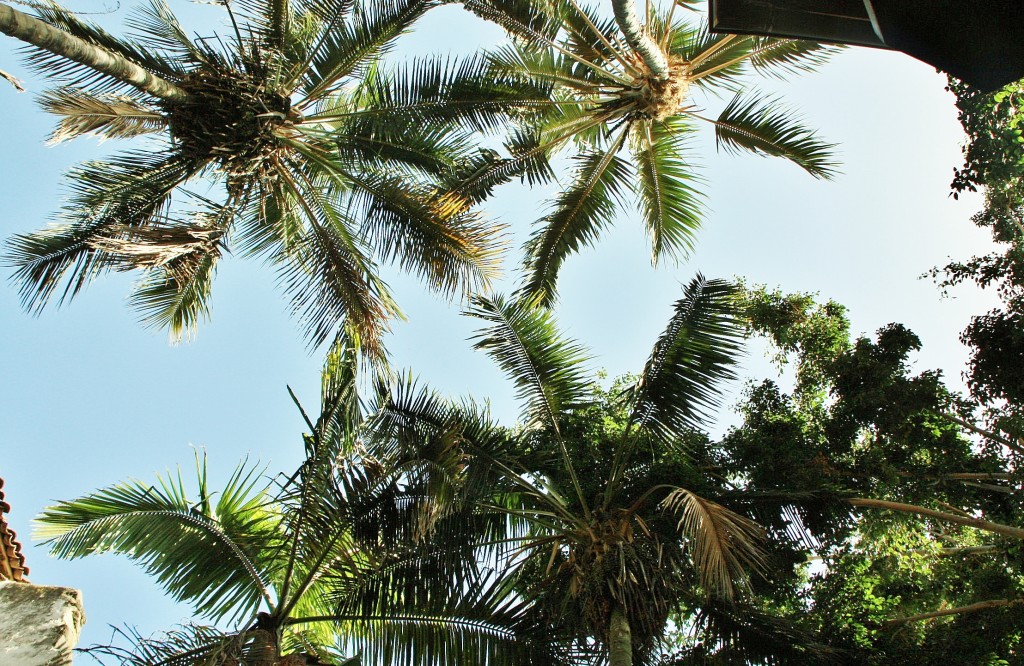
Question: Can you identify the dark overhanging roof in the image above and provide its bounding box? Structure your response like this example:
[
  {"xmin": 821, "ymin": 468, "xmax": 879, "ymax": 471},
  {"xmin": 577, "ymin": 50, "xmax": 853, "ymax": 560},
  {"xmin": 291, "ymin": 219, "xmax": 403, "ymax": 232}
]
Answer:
[{"xmin": 708, "ymin": 0, "xmax": 1024, "ymax": 92}]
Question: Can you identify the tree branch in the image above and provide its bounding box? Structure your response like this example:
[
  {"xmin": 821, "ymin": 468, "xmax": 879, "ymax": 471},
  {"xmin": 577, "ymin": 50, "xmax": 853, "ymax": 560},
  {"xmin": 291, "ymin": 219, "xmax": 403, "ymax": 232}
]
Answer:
[
  {"xmin": 944, "ymin": 413, "xmax": 1024, "ymax": 454},
  {"xmin": 883, "ymin": 598, "xmax": 1024, "ymax": 626},
  {"xmin": 849, "ymin": 497, "xmax": 1024, "ymax": 540}
]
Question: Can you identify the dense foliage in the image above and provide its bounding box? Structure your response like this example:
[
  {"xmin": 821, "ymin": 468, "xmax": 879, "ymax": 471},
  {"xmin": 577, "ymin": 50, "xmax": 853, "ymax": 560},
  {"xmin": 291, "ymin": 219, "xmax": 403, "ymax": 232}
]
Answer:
[{"xmin": 726, "ymin": 287, "xmax": 1024, "ymax": 665}]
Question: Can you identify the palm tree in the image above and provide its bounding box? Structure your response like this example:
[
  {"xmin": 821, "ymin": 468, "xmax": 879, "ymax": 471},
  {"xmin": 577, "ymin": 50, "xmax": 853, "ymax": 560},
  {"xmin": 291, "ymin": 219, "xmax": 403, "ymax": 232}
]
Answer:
[
  {"xmin": 419, "ymin": 0, "xmax": 839, "ymax": 304},
  {"xmin": 366, "ymin": 276, "xmax": 780, "ymax": 665},
  {"xmin": 2, "ymin": 0, "xmax": 503, "ymax": 357},
  {"xmin": 35, "ymin": 336, "xmax": 560, "ymax": 665}
]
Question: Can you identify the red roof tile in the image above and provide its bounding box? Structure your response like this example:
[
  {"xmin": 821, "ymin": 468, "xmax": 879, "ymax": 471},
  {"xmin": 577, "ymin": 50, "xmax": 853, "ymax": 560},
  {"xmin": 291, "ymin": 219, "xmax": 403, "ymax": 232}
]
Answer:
[{"xmin": 0, "ymin": 478, "xmax": 29, "ymax": 582}]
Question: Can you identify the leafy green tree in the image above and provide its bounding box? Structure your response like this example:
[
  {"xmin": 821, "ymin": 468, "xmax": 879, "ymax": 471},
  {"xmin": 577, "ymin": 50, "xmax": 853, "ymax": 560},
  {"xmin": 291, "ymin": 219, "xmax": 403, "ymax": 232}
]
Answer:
[
  {"xmin": 1, "ymin": 0, "xmax": 502, "ymax": 357},
  {"xmin": 35, "ymin": 338, "xmax": 556, "ymax": 665},
  {"xmin": 430, "ymin": 0, "xmax": 838, "ymax": 304},
  {"xmin": 366, "ymin": 276, "xmax": 843, "ymax": 665},
  {"xmin": 729, "ymin": 286, "xmax": 1024, "ymax": 664},
  {"xmin": 937, "ymin": 76, "xmax": 1024, "ymax": 444}
]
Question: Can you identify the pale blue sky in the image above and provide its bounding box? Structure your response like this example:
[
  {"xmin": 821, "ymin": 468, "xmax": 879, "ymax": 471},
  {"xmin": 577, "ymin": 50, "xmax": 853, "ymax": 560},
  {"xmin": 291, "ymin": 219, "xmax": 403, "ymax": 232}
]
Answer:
[{"xmin": 0, "ymin": 0, "xmax": 998, "ymax": 651}]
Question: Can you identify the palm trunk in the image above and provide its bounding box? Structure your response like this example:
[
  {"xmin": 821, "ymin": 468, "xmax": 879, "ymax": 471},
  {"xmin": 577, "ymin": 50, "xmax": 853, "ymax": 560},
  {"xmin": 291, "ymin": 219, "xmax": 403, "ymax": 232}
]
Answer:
[
  {"xmin": 611, "ymin": 0, "xmax": 669, "ymax": 80},
  {"xmin": 849, "ymin": 497, "xmax": 1024, "ymax": 540},
  {"xmin": 609, "ymin": 605, "xmax": 633, "ymax": 666},
  {"xmin": 0, "ymin": 2, "xmax": 186, "ymax": 101}
]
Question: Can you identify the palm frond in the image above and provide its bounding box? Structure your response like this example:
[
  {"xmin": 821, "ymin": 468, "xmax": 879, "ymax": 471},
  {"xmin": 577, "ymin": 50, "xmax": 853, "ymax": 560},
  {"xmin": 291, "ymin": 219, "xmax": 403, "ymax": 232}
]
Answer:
[
  {"xmin": 123, "ymin": 0, "xmax": 215, "ymax": 67},
  {"xmin": 314, "ymin": 328, "xmax": 365, "ymax": 443},
  {"xmin": 353, "ymin": 55, "xmax": 552, "ymax": 134},
  {"xmin": 338, "ymin": 165, "xmax": 505, "ymax": 299},
  {"xmin": 35, "ymin": 457, "xmax": 281, "ymax": 623},
  {"xmin": 128, "ymin": 245, "xmax": 219, "ymax": 342},
  {"xmin": 323, "ymin": 559, "xmax": 571, "ymax": 666},
  {"xmin": 272, "ymin": 159, "xmax": 397, "ymax": 356},
  {"xmin": 711, "ymin": 93, "xmax": 837, "ymax": 179},
  {"xmin": 661, "ymin": 488, "xmax": 768, "ymax": 599},
  {"xmin": 467, "ymin": 294, "xmax": 593, "ymax": 432},
  {"xmin": 78, "ymin": 624, "xmax": 254, "ymax": 666},
  {"xmin": 487, "ymin": 43, "xmax": 607, "ymax": 96},
  {"xmin": 461, "ymin": 0, "xmax": 563, "ymax": 44},
  {"xmin": 673, "ymin": 25, "xmax": 752, "ymax": 91},
  {"xmin": 298, "ymin": 0, "xmax": 430, "ymax": 104},
  {"xmin": 683, "ymin": 596, "xmax": 841, "ymax": 665},
  {"xmin": 631, "ymin": 116, "xmax": 704, "ymax": 263},
  {"xmin": 561, "ymin": 0, "xmax": 627, "ymax": 71},
  {"xmin": 520, "ymin": 129, "xmax": 633, "ymax": 306},
  {"xmin": 38, "ymin": 87, "xmax": 165, "ymax": 143},
  {"xmin": 4, "ymin": 151, "xmax": 192, "ymax": 312},
  {"xmin": 334, "ymin": 111, "xmax": 475, "ymax": 180},
  {"xmin": 747, "ymin": 37, "xmax": 843, "ymax": 78},
  {"xmin": 121, "ymin": 199, "xmax": 231, "ymax": 340},
  {"xmin": 628, "ymin": 275, "xmax": 744, "ymax": 444}
]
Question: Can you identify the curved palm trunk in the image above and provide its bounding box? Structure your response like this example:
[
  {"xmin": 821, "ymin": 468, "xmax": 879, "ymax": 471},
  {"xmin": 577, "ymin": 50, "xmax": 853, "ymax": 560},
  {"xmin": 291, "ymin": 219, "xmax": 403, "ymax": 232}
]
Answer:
[
  {"xmin": 849, "ymin": 498, "xmax": 1024, "ymax": 540},
  {"xmin": 609, "ymin": 605, "xmax": 633, "ymax": 666},
  {"xmin": 0, "ymin": 2, "xmax": 186, "ymax": 101},
  {"xmin": 611, "ymin": 0, "xmax": 669, "ymax": 80}
]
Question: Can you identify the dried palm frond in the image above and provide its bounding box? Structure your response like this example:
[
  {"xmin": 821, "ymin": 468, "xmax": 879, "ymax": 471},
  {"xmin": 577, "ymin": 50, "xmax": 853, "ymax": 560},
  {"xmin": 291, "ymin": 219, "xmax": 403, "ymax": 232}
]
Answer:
[
  {"xmin": 0, "ymin": 66, "xmax": 25, "ymax": 91},
  {"xmin": 87, "ymin": 221, "xmax": 225, "ymax": 278},
  {"xmin": 661, "ymin": 488, "xmax": 768, "ymax": 599},
  {"xmin": 39, "ymin": 87, "xmax": 165, "ymax": 143}
]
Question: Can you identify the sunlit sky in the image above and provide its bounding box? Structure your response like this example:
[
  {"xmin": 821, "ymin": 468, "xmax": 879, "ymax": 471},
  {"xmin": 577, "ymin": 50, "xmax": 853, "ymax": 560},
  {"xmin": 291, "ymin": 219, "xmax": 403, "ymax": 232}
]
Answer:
[{"xmin": 0, "ymin": 0, "xmax": 999, "ymax": 651}]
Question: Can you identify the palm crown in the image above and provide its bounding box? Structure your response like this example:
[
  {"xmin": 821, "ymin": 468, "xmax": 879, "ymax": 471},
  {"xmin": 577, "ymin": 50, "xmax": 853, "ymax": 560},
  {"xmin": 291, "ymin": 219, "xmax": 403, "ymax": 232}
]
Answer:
[
  {"xmin": 3, "ymin": 0, "xmax": 503, "ymax": 357},
  {"xmin": 367, "ymin": 275, "xmax": 777, "ymax": 664},
  {"xmin": 430, "ymin": 0, "xmax": 839, "ymax": 304}
]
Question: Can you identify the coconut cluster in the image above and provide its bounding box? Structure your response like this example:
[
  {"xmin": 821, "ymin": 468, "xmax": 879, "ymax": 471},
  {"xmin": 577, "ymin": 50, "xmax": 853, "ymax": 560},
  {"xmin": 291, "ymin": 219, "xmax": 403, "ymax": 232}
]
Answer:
[
  {"xmin": 166, "ymin": 64, "xmax": 294, "ymax": 194},
  {"xmin": 633, "ymin": 55, "xmax": 691, "ymax": 122}
]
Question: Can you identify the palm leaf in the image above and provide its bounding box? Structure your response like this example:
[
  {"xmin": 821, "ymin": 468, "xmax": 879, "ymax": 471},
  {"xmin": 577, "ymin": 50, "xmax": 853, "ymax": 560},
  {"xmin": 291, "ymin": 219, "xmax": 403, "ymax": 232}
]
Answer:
[
  {"xmin": 343, "ymin": 169, "xmax": 505, "ymax": 299},
  {"xmin": 319, "ymin": 544, "xmax": 574, "ymax": 666},
  {"xmin": 673, "ymin": 24, "xmax": 753, "ymax": 91},
  {"xmin": 747, "ymin": 37, "xmax": 843, "ymax": 78},
  {"xmin": 122, "ymin": 199, "xmax": 231, "ymax": 340},
  {"xmin": 4, "ymin": 151, "xmax": 192, "ymax": 312},
  {"xmin": 35, "ymin": 457, "xmax": 281, "ymax": 623},
  {"xmin": 520, "ymin": 129, "xmax": 633, "ymax": 306},
  {"xmin": 686, "ymin": 596, "xmax": 841, "ymax": 664},
  {"xmin": 627, "ymin": 275, "xmax": 744, "ymax": 444},
  {"xmin": 298, "ymin": 0, "xmax": 430, "ymax": 104},
  {"xmin": 353, "ymin": 55, "xmax": 552, "ymax": 134},
  {"xmin": 123, "ymin": 0, "xmax": 217, "ymax": 67},
  {"xmin": 39, "ymin": 87, "xmax": 165, "ymax": 143},
  {"xmin": 631, "ymin": 116, "xmax": 705, "ymax": 263},
  {"xmin": 661, "ymin": 488, "xmax": 768, "ymax": 599},
  {"xmin": 467, "ymin": 294, "xmax": 592, "ymax": 432},
  {"xmin": 712, "ymin": 93, "xmax": 837, "ymax": 179},
  {"xmin": 77, "ymin": 625, "xmax": 253, "ymax": 666},
  {"xmin": 487, "ymin": 43, "xmax": 607, "ymax": 96},
  {"xmin": 272, "ymin": 157, "xmax": 397, "ymax": 356},
  {"xmin": 461, "ymin": 0, "xmax": 563, "ymax": 44},
  {"xmin": 335, "ymin": 111, "xmax": 475, "ymax": 180},
  {"xmin": 128, "ymin": 245, "xmax": 219, "ymax": 342},
  {"xmin": 561, "ymin": 0, "xmax": 625, "ymax": 72},
  {"xmin": 314, "ymin": 328, "xmax": 365, "ymax": 443}
]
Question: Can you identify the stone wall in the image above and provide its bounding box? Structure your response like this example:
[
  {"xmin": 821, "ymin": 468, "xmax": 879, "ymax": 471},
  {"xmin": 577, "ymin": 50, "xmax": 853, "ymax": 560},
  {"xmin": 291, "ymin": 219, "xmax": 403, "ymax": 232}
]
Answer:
[{"xmin": 0, "ymin": 581, "xmax": 85, "ymax": 666}]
